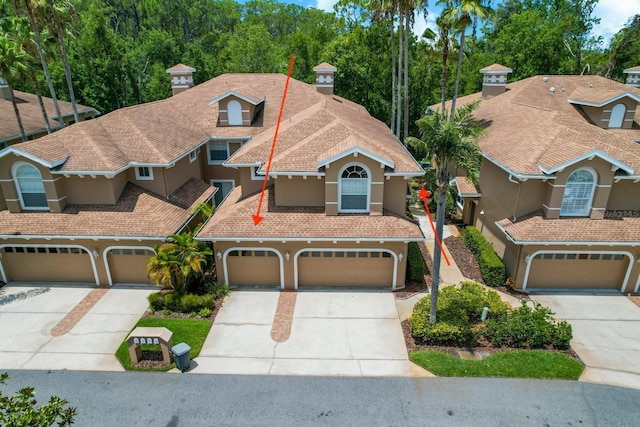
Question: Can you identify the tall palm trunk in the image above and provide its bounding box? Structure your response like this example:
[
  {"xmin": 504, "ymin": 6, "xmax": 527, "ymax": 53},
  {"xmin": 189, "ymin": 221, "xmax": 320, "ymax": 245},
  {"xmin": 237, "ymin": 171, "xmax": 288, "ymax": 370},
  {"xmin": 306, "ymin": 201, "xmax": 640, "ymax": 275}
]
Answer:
[
  {"xmin": 403, "ymin": 9, "xmax": 409, "ymax": 143},
  {"xmin": 450, "ymin": 22, "xmax": 467, "ymax": 117},
  {"xmin": 57, "ymin": 29, "xmax": 80, "ymax": 123},
  {"xmin": 22, "ymin": 0, "xmax": 64, "ymax": 127},
  {"xmin": 395, "ymin": 8, "xmax": 403, "ymax": 139},
  {"xmin": 30, "ymin": 69, "xmax": 51, "ymax": 133},
  {"xmin": 440, "ymin": 27, "xmax": 450, "ymax": 113},
  {"xmin": 7, "ymin": 80, "xmax": 27, "ymax": 141},
  {"xmin": 390, "ymin": 12, "xmax": 396, "ymax": 135},
  {"xmin": 430, "ymin": 179, "xmax": 448, "ymax": 322}
]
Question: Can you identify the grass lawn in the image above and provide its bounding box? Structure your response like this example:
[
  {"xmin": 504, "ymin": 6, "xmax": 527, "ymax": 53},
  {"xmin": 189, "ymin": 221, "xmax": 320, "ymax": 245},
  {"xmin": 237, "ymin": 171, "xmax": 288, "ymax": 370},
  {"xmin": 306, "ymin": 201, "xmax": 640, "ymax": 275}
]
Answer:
[
  {"xmin": 116, "ymin": 317, "xmax": 213, "ymax": 371},
  {"xmin": 410, "ymin": 350, "xmax": 584, "ymax": 380}
]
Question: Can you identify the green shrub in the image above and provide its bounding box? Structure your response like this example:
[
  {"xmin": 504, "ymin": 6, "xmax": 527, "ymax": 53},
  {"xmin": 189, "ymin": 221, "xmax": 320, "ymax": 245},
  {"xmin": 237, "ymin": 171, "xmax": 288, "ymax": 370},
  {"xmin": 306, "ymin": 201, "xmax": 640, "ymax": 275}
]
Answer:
[
  {"xmin": 462, "ymin": 226, "xmax": 506, "ymax": 286},
  {"xmin": 180, "ymin": 293, "xmax": 214, "ymax": 313},
  {"xmin": 163, "ymin": 292, "xmax": 183, "ymax": 312},
  {"xmin": 198, "ymin": 307, "xmax": 213, "ymax": 318},
  {"xmin": 205, "ymin": 281, "xmax": 230, "ymax": 299},
  {"xmin": 407, "ymin": 242, "xmax": 425, "ymax": 281},
  {"xmin": 148, "ymin": 292, "xmax": 165, "ymax": 311},
  {"xmin": 485, "ymin": 301, "xmax": 573, "ymax": 349},
  {"xmin": 414, "ymin": 322, "xmax": 478, "ymax": 346}
]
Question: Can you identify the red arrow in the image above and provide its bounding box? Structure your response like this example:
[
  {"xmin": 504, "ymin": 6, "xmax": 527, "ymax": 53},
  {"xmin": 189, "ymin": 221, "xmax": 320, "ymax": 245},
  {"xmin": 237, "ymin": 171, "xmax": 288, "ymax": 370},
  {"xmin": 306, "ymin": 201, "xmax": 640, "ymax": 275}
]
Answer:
[
  {"xmin": 252, "ymin": 55, "xmax": 295, "ymax": 226},
  {"xmin": 418, "ymin": 188, "xmax": 450, "ymax": 266}
]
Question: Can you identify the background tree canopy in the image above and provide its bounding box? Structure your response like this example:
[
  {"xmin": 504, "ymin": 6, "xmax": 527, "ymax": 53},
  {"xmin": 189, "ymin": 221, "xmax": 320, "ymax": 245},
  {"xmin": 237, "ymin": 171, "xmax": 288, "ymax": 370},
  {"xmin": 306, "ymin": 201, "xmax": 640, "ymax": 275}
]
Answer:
[{"xmin": 1, "ymin": 0, "xmax": 638, "ymax": 138}]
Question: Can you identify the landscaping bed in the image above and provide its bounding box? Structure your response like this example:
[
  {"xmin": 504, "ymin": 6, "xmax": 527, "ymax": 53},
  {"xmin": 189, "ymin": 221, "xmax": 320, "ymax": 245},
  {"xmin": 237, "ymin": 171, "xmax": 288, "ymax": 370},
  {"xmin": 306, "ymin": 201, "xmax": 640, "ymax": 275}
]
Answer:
[{"xmin": 394, "ymin": 241, "xmax": 432, "ymax": 299}]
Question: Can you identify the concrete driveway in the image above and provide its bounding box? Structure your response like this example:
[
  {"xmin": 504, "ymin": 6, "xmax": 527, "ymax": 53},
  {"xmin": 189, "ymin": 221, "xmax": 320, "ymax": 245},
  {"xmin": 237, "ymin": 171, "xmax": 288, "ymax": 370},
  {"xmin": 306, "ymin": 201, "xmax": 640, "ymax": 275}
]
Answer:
[
  {"xmin": 0, "ymin": 285, "xmax": 153, "ymax": 371},
  {"xmin": 532, "ymin": 294, "xmax": 640, "ymax": 390},
  {"xmin": 193, "ymin": 290, "xmax": 432, "ymax": 377}
]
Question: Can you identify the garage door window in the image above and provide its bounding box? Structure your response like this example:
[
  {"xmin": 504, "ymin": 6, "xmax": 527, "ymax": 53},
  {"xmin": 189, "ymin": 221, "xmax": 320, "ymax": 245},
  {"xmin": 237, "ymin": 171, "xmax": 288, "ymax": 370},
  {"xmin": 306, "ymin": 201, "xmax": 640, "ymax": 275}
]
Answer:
[
  {"xmin": 339, "ymin": 164, "xmax": 369, "ymax": 213},
  {"xmin": 13, "ymin": 163, "xmax": 48, "ymax": 210},
  {"xmin": 561, "ymin": 169, "xmax": 595, "ymax": 217}
]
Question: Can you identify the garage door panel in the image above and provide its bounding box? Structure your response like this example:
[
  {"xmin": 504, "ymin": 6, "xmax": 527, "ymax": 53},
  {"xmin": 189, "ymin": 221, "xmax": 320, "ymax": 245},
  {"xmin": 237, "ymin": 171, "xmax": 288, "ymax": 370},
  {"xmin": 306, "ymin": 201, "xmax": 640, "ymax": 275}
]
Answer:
[
  {"xmin": 108, "ymin": 248, "xmax": 154, "ymax": 284},
  {"xmin": 298, "ymin": 251, "xmax": 393, "ymax": 287},
  {"xmin": 226, "ymin": 250, "xmax": 280, "ymax": 286},
  {"xmin": 529, "ymin": 253, "xmax": 628, "ymax": 290},
  {"xmin": 1, "ymin": 247, "xmax": 94, "ymax": 283}
]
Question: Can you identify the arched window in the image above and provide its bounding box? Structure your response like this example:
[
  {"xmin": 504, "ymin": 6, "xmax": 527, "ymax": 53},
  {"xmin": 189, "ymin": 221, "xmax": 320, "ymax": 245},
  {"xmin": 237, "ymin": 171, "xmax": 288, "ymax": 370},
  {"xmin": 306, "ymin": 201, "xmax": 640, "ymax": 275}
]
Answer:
[
  {"xmin": 561, "ymin": 169, "xmax": 596, "ymax": 217},
  {"xmin": 227, "ymin": 100, "xmax": 242, "ymax": 126},
  {"xmin": 609, "ymin": 103, "xmax": 626, "ymax": 128},
  {"xmin": 339, "ymin": 164, "xmax": 369, "ymax": 213},
  {"xmin": 13, "ymin": 163, "xmax": 48, "ymax": 210}
]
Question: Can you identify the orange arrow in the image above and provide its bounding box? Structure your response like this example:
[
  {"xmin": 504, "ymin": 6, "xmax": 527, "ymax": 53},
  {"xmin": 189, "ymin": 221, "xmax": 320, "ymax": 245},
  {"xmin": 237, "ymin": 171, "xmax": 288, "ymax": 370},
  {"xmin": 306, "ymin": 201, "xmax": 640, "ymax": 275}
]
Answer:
[
  {"xmin": 418, "ymin": 188, "xmax": 450, "ymax": 266},
  {"xmin": 253, "ymin": 55, "xmax": 295, "ymax": 226}
]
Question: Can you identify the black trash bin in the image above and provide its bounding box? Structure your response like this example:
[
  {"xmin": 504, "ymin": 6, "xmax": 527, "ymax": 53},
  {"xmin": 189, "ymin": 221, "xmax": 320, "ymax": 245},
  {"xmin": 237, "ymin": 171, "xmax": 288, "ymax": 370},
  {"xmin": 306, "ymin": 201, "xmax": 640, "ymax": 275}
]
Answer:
[{"xmin": 171, "ymin": 342, "xmax": 191, "ymax": 372}]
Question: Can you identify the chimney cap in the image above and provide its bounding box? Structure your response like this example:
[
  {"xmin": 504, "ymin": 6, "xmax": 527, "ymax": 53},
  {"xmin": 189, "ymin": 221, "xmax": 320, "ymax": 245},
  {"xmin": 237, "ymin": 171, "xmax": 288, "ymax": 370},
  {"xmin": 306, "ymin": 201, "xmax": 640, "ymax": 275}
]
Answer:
[
  {"xmin": 166, "ymin": 63, "xmax": 196, "ymax": 74},
  {"xmin": 623, "ymin": 66, "xmax": 640, "ymax": 74},
  {"xmin": 313, "ymin": 62, "xmax": 337, "ymax": 73},
  {"xmin": 480, "ymin": 63, "xmax": 512, "ymax": 74}
]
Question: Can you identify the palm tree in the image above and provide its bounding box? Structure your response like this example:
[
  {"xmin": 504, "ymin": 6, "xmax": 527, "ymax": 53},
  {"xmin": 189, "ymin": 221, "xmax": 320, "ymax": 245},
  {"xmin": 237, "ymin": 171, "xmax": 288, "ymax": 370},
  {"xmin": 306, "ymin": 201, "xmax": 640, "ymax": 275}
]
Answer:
[
  {"xmin": 4, "ymin": 16, "xmax": 51, "ymax": 133},
  {"xmin": 14, "ymin": 0, "xmax": 64, "ymax": 127},
  {"xmin": 0, "ymin": 34, "xmax": 28, "ymax": 141},
  {"xmin": 443, "ymin": 0, "xmax": 492, "ymax": 116},
  {"xmin": 39, "ymin": 0, "xmax": 80, "ymax": 124},
  {"xmin": 434, "ymin": 2, "xmax": 456, "ymax": 113},
  {"xmin": 406, "ymin": 101, "xmax": 483, "ymax": 323},
  {"xmin": 147, "ymin": 231, "xmax": 212, "ymax": 294}
]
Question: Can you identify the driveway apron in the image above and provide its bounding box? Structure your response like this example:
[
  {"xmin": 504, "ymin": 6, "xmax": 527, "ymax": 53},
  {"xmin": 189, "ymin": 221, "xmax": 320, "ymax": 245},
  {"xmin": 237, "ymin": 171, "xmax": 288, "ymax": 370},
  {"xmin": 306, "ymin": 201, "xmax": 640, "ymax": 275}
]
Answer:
[
  {"xmin": 194, "ymin": 290, "xmax": 433, "ymax": 377},
  {"xmin": 532, "ymin": 294, "xmax": 640, "ymax": 390}
]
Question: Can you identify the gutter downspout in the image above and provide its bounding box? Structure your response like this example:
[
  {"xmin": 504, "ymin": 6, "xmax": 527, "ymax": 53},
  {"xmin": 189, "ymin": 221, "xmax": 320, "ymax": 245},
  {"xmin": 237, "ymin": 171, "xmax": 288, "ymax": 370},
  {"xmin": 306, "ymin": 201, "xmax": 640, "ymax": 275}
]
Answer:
[{"xmin": 508, "ymin": 174, "xmax": 522, "ymax": 222}]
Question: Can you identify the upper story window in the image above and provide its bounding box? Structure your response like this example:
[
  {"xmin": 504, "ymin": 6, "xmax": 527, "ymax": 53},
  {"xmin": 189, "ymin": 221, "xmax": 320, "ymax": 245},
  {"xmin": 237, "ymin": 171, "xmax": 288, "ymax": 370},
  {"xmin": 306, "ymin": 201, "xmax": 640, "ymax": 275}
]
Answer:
[
  {"xmin": 13, "ymin": 162, "xmax": 48, "ymax": 210},
  {"xmin": 209, "ymin": 140, "xmax": 229, "ymax": 164},
  {"xmin": 561, "ymin": 168, "xmax": 596, "ymax": 217},
  {"xmin": 608, "ymin": 103, "xmax": 626, "ymax": 128},
  {"xmin": 189, "ymin": 149, "xmax": 197, "ymax": 163},
  {"xmin": 227, "ymin": 100, "xmax": 243, "ymax": 126},
  {"xmin": 135, "ymin": 166, "xmax": 154, "ymax": 181},
  {"xmin": 339, "ymin": 164, "xmax": 370, "ymax": 213}
]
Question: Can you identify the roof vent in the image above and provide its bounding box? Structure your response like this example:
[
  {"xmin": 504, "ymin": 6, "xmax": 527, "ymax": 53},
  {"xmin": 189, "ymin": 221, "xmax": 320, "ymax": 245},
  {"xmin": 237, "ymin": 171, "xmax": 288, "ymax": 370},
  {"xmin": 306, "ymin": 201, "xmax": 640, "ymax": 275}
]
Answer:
[
  {"xmin": 543, "ymin": 77, "xmax": 549, "ymax": 82},
  {"xmin": 589, "ymin": 83, "xmax": 593, "ymax": 88},
  {"xmin": 549, "ymin": 87, "xmax": 556, "ymax": 93}
]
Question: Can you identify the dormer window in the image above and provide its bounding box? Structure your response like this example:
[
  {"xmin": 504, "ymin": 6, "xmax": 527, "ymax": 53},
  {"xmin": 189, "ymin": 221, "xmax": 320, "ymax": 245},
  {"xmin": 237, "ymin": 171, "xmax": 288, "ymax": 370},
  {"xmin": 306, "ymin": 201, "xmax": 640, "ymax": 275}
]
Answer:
[
  {"xmin": 609, "ymin": 104, "xmax": 626, "ymax": 128},
  {"xmin": 208, "ymin": 140, "xmax": 229, "ymax": 163},
  {"xmin": 13, "ymin": 162, "xmax": 48, "ymax": 210},
  {"xmin": 227, "ymin": 100, "xmax": 242, "ymax": 126},
  {"xmin": 135, "ymin": 166, "xmax": 153, "ymax": 180},
  {"xmin": 561, "ymin": 168, "xmax": 596, "ymax": 217},
  {"xmin": 339, "ymin": 164, "xmax": 370, "ymax": 213}
]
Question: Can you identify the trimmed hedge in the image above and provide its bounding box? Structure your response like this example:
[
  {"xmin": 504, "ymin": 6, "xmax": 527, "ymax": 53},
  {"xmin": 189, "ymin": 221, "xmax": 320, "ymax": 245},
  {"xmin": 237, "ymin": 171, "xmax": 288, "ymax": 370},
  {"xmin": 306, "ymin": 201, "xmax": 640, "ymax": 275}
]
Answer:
[
  {"xmin": 407, "ymin": 242, "xmax": 426, "ymax": 282},
  {"xmin": 462, "ymin": 226, "xmax": 506, "ymax": 287},
  {"xmin": 148, "ymin": 292, "xmax": 214, "ymax": 313}
]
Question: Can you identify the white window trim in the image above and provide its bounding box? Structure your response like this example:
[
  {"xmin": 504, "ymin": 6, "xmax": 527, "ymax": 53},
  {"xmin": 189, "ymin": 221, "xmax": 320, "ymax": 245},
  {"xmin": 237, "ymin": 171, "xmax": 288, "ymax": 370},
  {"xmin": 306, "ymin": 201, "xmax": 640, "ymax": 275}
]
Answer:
[
  {"xmin": 135, "ymin": 166, "xmax": 154, "ymax": 181},
  {"xmin": 560, "ymin": 167, "xmax": 596, "ymax": 217},
  {"xmin": 227, "ymin": 100, "xmax": 243, "ymax": 126},
  {"xmin": 12, "ymin": 161, "xmax": 49, "ymax": 211},
  {"xmin": 210, "ymin": 179, "xmax": 235, "ymax": 206},
  {"xmin": 251, "ymin": 166, "xmax": 264, "ymax": 181},
  {"xmin": 189, "ymin": 149, "xmax": 197, "ymax": 163},
  {"xmin": 608, "ymin": 103, "xmax": 626, "ymax": 128},
  {"xmin": 207, "ymin": 140, "xmax": 231, "ymax": 165},
  {"xmin": 338, "ymin": 163, "xmax": 371, "ymax": 213}
]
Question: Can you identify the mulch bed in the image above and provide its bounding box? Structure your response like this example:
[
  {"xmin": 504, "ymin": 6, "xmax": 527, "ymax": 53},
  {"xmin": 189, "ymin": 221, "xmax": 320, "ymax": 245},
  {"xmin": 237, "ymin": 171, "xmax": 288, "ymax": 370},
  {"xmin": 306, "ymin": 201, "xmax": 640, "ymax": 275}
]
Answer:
[
  {"xmin": 131, "ymin": 296, "xmax": 224, "ymax": 369},
  {"xmin": 394, "ymin": 241, "xmax": 432, "ymax": 299}
]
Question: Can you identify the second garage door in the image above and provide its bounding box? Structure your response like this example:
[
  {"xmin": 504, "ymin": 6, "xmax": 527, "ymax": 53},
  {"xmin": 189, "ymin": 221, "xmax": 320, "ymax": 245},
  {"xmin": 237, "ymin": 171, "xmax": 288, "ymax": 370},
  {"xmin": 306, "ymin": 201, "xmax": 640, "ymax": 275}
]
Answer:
[
  {"xmin": 225, "ymin": 249, "xmax": 282, "ymax": 287},
  {"xmin": 106, "ymin": 248, "xmax": 155, "ymax": 285},
  {"xmin": 297, "ymin": 250, "xmax": 394, "ymax": 288}
]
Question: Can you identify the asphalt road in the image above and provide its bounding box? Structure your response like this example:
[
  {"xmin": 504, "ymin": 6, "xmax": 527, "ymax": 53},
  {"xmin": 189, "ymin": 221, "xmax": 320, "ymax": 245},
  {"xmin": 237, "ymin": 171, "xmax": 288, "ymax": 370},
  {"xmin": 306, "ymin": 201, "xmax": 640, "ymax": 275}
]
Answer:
[{"xmin": 2, "ymin": 370, "xmax": 639, "ymax": 426}]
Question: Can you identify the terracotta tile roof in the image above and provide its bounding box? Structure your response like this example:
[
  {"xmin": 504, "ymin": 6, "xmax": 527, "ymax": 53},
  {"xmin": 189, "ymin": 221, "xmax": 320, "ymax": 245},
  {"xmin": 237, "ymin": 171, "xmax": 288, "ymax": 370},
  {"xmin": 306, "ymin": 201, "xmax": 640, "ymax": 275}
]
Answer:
[
  {"xmin": 496, "ymin": 212, "xmax": 640, "ymax": 244},
  {"xmin": 480, "ymin": 64, "xmax": 512, "ymax": 72},
  {"xmin": 166, "ymin": 64, "xmax": 195, "ymax": 72},
  {"xmin": 0, "ymin": 180, "xmax": 214, "ymax": 238},
  {"xmin": 197, "ymin": 186, "xmax": 424, "ymax": 240},
  {"xmin": 228, "ymin": 97, "xmax": 421, "ymax": 173},
  {"xmin": 8, "ymin": 73, "xmax": 420, "ymax": 175},
  {"xmin": 447, "ymin": 75, "xmax": 640, "ymax": 175},
  {"xmin": 455, "ymin": 177, "xmax": 480, "ymax": 196},
  {"xmin": 0, "ymin": 90, "xmax": 97, "ymax": 142},
  {"xmin": 313, "ymin": 62, "xmax": 337, "ymax": 71}
]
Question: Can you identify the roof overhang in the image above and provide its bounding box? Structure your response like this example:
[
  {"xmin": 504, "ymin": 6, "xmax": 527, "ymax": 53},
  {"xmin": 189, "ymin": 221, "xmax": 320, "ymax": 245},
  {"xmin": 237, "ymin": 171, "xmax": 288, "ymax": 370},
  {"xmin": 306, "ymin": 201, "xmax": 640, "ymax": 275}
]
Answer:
[
  {"xmin": 567, "ymin": 91, "xmax": 640, "ymax": 108},
  {"xmin": 208, "ymin": 90, "xmax": 265, "ymax": 106},
  {"xmin": 317, "ymin": 146, "xmax": 394, "ymax": 169},
  {"xmin": 0, "ymin": 146, "xmax": 68, "ymax": 169},
  {"xmin": 537, "ymin": 149, "xmax": 634, "ymax": 175}
]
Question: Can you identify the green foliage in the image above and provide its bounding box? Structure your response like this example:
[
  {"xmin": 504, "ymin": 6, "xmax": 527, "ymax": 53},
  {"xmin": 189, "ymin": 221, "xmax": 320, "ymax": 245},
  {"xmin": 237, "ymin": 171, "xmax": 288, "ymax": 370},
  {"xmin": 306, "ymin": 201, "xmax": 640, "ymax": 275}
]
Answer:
[
  {"xmin": 162, "ymin": 292, "xmax": 183, "ymax": 312},
  {"xmin": 198, "ymin": 307, "xmax": 213, "ymax": 318},
  {"xmin": 148, "ymin": 292, "xmax": 165, "ymax": 311},
  {"xmin": 486, "ymin": 301, "xmax": 573, "ymax": 349},
  {"xmin": 181, "ymin": 294, "xmax": 214, "ymax": 313},
  {"xmin": 0, "ymin": 372, "xmax": 77, "ymax": 426},
  {"xmin": 148, "ymin": 291, "xmax": 214, "ymax": 314},
  {"xmin": 407, "ymin": 242, "xmax": 425, "ymax": 282},
  {"xmin": 462, "ymin": 226, "xmax": 506, "ymax": 286},
  {"xmin": 409, "ymin": 350, "xmax": 583, "ymax": 379},
  {"xmin": 205, "ymin": 280, "xmax": 230, "ymax": 300}
]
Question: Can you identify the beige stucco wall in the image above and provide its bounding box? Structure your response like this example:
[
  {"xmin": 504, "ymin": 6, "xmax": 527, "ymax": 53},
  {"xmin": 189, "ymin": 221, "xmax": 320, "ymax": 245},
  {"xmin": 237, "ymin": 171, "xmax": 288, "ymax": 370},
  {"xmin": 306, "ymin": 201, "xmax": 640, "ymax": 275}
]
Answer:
[
  {"xmin": 0, "ymin": 237, "xmax": 162, "ymax": 286},
  {"xmin": 0, "ymin": 154, "xmax": 63, "ymax": 213},
  {"xmin": 217, "ymin": 95, "xmax": 258, "ymax": 126},
  {"xmin": 164, "ymin": 153, "xmax": 202, "ymax": 195},
  {"xmin": 606, "ymin": 180, "xmax": 640, "ymax": 210},
  {"xmin": 323, "ymin": 154, "xmax": 386, "ymax": 216},
  {"xmin": 238, "ymin": 167, "xmax": 270, "ymax": 198},
  {"xmin": 274, "ymin": 175, "xmax": 324, "ymax": 206},
  {"xmin": 128, "ymin": 167, "xmax": 166, "ymax": 196},
  {"xmin": 581, "ymin": 99, "xmax": 637, "ymax": 130},
  {"xmin": 64, "ymin": 175, "xmax": 123, "ymax": 205},
  {"xmin": 0, "ymin": 184, "xmax": 5, "ymax": 210},
  {"xmin": 383, "ymin": 176, "xmax": 408, "ymax": 216},
  {"xmin": 212, "ymin": 240, "xmax": 408, "ymax": 290}
]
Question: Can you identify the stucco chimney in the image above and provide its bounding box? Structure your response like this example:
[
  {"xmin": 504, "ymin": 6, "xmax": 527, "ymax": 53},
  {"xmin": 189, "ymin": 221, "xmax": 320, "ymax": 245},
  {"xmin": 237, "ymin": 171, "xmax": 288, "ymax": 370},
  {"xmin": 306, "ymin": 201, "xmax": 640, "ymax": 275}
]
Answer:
[
  {"xmin": 313, "ymin": 62, "xmax": 337, "ymax": 95},
  {"xmin": 479, "ymin": 64, "xmax": 512, "ymax": 98},
  {"xmin": 623, "ymin": 66, "xmax": 640, "ymax": 88},
  {"xmin": 0, "ymin": 77, "xmax": 11, "ymax": 100},
  {"xmin": 166, "ymin": 64, "xmax": 196, "ymax": 96}
]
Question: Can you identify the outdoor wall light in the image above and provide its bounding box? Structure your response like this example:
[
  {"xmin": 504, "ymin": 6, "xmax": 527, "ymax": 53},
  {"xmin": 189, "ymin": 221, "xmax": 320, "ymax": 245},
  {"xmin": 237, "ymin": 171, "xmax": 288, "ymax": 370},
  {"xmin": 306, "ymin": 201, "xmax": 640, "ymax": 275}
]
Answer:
[
  {"xmin": 524, "ymin": 254, "xmax": 532, "ymax": 263},
  {"xmin": 285, "ymin": 252, "xmax": 290, "ymax": 261},
  {"xmin": 216, "ymin": 251, "xmax": 222, "ymax": 260},
  {"xmin": 92, "ymin": 249, "xmax": 99, "ymax": 258},
  {"xmin": 398, "ymin": 252, "xmax": 404, "ymax": 262}
]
